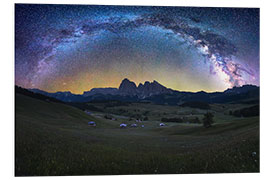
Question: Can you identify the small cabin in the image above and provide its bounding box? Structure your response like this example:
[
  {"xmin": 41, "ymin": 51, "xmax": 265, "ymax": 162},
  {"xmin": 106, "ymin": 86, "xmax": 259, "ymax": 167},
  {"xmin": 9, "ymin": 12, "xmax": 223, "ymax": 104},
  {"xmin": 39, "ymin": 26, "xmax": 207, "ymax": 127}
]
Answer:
[
  {"xmin": 159, "ymin": 123, "xmax": 166, "ymax": 127},
  {"xmin": 85, "ymin": 110, "xmax": 92, "ymax": 115},
  {"xmin": 88, "ymin": 121, "xmax": 96, "ymax": 126},
  {"xmin": 131, "ymin": 124, "xmax": 137, "ymax": 127},
  {"xmin": 120, "ymin": 123, "xmax": 127, "ymax": 128}
]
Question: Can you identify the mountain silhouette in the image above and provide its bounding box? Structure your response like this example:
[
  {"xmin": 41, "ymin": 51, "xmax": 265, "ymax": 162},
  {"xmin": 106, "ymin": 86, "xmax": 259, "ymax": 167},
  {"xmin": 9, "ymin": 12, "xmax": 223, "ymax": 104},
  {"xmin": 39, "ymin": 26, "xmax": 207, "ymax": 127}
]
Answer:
[
  {"xmin": 27, "ymin": 79, "xmax": 259, "ymax": 105},
  {"xmin": 119, "ymin": 78, "xmax": 138, "ymax": 95}
]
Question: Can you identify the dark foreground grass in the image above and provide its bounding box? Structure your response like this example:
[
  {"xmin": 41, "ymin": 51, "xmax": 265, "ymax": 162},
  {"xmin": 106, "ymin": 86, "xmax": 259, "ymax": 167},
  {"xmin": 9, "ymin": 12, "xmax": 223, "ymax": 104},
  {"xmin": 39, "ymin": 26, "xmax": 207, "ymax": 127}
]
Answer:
[{"xmin": 15, "ymin": 93, "xmax": 259, "ymax": 176}]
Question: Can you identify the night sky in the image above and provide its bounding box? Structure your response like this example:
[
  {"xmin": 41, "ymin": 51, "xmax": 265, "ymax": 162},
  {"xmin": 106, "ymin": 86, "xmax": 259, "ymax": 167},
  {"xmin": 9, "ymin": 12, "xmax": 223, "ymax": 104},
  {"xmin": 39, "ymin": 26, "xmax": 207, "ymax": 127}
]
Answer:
[{"xmin": 15, "ymin": 4, "xmax": 259, "ymax": 94}]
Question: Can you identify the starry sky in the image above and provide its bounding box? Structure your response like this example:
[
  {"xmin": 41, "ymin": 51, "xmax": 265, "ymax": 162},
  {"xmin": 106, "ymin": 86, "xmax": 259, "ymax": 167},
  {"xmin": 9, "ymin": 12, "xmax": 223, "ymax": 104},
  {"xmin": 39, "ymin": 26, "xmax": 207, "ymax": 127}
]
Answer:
[{"xmin": 15, "ymin": 4, "xmax": 259, "ymax": 94}]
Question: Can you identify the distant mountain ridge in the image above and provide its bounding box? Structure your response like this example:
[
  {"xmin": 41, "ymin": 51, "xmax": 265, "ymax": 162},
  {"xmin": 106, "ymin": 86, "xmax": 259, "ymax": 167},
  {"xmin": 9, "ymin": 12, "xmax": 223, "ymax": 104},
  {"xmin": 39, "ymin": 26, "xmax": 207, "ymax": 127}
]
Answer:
[
  {"xmin": 77, "ymin": 78, "xmax": 173, "ymax": 98},
  {"xmin": 83, "ymin": 88, "xmax": 118, "ymax": 97},
  {"xmin": 27, "ymin": 78, "xmax": 259, "ymax": 104}
]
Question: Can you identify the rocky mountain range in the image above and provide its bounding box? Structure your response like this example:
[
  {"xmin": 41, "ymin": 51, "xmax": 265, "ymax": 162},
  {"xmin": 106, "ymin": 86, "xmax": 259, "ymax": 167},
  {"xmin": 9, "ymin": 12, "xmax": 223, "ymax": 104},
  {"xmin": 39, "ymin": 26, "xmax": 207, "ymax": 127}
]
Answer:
[
  {"xmin": 28, "ymin": 78, "xmax": 259, "ymax": 105},
  {"xmin": 79, "ymin": 78, "xmax": 174, "ymax": 98},
  {"xmin": 119, "ymin": 78, "xmax": 173, "ymax": 97}
]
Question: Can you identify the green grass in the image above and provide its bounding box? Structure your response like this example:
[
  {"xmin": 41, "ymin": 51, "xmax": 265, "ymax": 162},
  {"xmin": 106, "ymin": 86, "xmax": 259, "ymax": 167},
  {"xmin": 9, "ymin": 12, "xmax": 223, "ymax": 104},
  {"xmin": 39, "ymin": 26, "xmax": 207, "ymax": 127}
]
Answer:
[
  {"xmin": 89, "ymin": 102, "xmax": 256, "ymax": 124},
  {"xmin": 15, "ymin": 93, "xmax": 259, "ymax": 176}
]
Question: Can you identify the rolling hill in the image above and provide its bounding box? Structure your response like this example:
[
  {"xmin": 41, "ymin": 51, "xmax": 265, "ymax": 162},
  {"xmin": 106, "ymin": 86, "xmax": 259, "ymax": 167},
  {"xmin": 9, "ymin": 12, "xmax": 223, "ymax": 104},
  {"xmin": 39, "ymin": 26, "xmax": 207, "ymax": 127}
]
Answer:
[{"xmin": 15, "ymin": 87, "xmax": 259, "ymax": 175}]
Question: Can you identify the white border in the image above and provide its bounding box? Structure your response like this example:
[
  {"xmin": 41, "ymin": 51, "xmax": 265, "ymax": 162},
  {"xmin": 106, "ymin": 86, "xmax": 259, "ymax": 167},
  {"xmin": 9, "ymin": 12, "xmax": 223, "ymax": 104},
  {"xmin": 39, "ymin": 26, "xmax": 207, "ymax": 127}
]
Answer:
[
  {"xmin": 1, "ymin": 0, "xmax": 270, "ymax": 180},
  {"xmin": 12, "ymin": 0, "xmax": 262, "ymax": 7}
]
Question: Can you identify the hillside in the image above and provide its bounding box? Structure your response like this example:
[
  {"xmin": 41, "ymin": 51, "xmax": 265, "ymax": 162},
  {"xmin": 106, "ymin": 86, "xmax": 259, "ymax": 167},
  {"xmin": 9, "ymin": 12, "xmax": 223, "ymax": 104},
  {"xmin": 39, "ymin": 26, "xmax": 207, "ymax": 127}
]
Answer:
[{"xmin": 15, "ymin": 91, "xmax": 259, "ymax": 175}]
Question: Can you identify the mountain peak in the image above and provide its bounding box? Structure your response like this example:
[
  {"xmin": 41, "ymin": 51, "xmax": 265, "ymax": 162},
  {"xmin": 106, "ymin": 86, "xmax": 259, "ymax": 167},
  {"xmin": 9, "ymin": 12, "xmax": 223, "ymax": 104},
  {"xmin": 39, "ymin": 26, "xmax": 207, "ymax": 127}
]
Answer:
[
  {"xmin": 122, "ymin": 78, "xmax": 132, "ymax": 83},
  {"xmin": 119, "ymin": 78, "xmax": 137, "ymax": 94},
  {"xmin": 144, "ymin": 81, "xmax": 150, "ymax": 85},
  {"xmin": 117, "ymin": 78, "xmax": 173, "ymax": 97}
]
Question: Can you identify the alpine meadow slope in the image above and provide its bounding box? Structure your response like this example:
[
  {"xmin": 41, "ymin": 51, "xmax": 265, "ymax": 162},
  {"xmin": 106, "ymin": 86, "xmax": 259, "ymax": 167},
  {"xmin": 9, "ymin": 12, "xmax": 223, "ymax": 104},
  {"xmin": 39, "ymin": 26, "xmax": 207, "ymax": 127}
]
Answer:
[{"xmin": 15, "ymin": 87, "xmax": 259, "ymax": 175}]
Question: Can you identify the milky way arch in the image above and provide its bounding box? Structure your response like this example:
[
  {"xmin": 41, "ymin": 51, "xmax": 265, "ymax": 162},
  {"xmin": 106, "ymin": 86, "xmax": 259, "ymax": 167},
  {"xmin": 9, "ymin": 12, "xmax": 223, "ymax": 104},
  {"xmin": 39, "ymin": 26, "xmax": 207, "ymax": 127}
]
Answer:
[{"xmin": 15, "ymin": 5, "xmax": 259, "ymax": 92}]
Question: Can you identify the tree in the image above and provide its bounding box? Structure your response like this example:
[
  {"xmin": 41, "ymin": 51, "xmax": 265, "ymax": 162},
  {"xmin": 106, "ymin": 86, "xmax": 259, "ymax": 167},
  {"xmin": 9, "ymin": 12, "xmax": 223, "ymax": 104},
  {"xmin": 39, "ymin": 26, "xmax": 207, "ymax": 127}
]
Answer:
[{"xmin": 202, "ymin": 112, "xmax": 214, "ymax": 128}]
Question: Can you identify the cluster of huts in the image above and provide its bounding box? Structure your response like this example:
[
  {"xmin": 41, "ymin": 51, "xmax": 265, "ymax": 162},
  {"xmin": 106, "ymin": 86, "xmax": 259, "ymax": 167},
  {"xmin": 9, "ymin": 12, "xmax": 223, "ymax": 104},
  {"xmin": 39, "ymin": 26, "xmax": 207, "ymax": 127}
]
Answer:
[
  {"xmin": 86, "ymin": 111, "xmax": 166, "ymax": 128},
  {"xmin": 88, "ymin": 121, "xmax": 165, "ymax": 128},
  {"xmin": 119, "ymin": 122, "xmax": 165, "ymax": 128}
]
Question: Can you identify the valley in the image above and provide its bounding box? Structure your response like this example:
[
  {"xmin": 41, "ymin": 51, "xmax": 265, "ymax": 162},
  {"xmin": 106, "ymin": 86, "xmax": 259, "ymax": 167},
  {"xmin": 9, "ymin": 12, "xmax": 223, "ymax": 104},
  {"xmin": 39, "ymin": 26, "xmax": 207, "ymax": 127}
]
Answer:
[{"xmin": 15, "ymin": 87, "xmax": 259, "ymax": 175}]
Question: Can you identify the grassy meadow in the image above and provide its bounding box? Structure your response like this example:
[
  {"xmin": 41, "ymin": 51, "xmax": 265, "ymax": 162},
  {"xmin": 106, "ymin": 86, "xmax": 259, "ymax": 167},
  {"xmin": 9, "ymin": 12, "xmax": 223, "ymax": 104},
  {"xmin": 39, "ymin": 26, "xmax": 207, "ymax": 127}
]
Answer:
[{"xmin": 15, "ymin": 93, "xmax": 259, "ymax": 176}]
